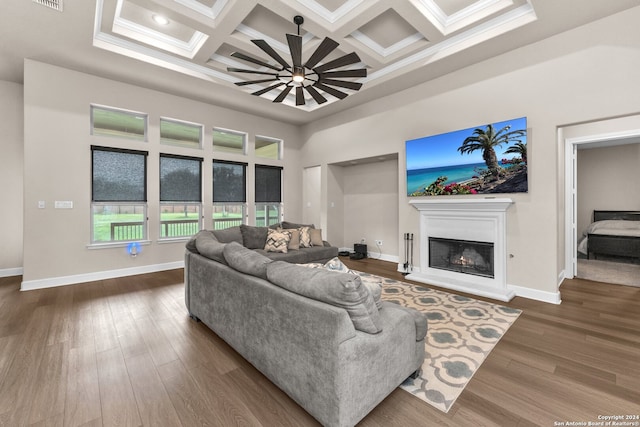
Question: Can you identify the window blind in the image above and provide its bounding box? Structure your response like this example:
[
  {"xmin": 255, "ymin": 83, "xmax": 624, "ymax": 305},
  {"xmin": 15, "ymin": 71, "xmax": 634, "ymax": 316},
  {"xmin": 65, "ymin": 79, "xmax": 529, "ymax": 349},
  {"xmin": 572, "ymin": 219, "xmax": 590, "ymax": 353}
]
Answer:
[
  {"xmin": 255, "ymin": 165, "xmax": 283, "ymax": 203},
  {"xmin": 213, "ymin": 160, "xmax": 247, "ymax": 203},
  {"xmin": 160, "ymin": 154, "xmax": 202, "ymax": 202},
  {"xmin": 91, "ymin": 146, "xmax": 147, "ymax": 202}
]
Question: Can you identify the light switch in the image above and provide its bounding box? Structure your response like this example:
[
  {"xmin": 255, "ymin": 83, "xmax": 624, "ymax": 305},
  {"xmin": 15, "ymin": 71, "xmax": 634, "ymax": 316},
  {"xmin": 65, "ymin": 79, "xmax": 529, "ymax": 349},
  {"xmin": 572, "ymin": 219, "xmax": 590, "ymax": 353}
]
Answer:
[
  {"xmin": 54, "ymin": 201, "xmax": 73, "ymax": 209},
  {"xmin": 38, "ymin": 201, "xmax": 45, "ymax": 209}
]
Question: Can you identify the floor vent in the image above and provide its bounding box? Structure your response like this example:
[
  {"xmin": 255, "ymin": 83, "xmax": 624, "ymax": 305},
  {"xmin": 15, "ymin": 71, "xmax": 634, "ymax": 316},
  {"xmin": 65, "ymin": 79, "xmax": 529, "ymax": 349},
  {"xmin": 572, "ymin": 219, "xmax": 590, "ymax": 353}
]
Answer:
[{"xmin": 33, "ymin": 0, "xmax": 63, "ymax": 12}]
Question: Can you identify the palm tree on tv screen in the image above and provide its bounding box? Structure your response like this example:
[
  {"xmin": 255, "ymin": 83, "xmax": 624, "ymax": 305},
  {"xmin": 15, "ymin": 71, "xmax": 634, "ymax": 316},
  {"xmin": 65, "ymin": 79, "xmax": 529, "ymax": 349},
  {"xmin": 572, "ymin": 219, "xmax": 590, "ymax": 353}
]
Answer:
[
  {"xmin": 457, "ymin": 124, "xmax": 526, "ymax": 176},
  {"xmin": 503, "ymin": 141, "xmax": 528, "ymax": 165}
]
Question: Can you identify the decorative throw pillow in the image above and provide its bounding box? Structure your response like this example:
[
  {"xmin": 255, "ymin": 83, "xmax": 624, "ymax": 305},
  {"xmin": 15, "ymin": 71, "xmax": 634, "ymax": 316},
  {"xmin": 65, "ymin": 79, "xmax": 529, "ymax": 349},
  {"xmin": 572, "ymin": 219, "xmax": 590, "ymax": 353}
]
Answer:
[
  {"xmin": 264, "ymin": 229, "xmax": 291, "ymax": 253},
  {"xmin": 309, "ymin": 228, "xmax": 324, "ymax": 246},
  {"xmin": 282, "ymin": 228, "xmax": 300, "ymax": 250},
  {"xmin": 298, "ymin": 226, "xmax": 312, "ymax": 248},
  {"xmin": 239, "ymin": 225, "xmax": 268, "ymax": 249}
]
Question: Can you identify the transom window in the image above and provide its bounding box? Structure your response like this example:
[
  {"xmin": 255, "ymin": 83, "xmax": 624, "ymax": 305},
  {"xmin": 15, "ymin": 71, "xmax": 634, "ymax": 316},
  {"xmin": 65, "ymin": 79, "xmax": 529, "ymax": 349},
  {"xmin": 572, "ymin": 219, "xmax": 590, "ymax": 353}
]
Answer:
[
  {"xmin": 160, "ymin": 117, "xmax": 202, "ymax": 149},
  {"xmin": 91, "ymin": 105, "xmax": 147, "ymax": 141},
  {"xmin": 213, "ymin": 128, "xmax": 246, "ymax": 155},
  {"xmin": 255, "ymin": 135, "xmax": 282, "ymax": 160}
]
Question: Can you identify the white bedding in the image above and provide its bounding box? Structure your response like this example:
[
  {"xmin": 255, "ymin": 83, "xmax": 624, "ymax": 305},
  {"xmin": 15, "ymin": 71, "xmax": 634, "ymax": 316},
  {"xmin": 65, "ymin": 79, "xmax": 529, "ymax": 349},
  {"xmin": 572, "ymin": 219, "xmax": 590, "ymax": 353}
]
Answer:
[{"xmin": 577, "ymin": 220, "xmax": 640, "ymax": 255}]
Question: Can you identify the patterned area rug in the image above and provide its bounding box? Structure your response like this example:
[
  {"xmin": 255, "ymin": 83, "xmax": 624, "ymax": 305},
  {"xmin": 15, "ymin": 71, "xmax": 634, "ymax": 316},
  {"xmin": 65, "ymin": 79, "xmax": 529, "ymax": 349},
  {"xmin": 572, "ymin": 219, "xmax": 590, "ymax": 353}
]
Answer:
[{"xmin": 355, "ymin": 272, "xmax": 522, "ymax": 413}]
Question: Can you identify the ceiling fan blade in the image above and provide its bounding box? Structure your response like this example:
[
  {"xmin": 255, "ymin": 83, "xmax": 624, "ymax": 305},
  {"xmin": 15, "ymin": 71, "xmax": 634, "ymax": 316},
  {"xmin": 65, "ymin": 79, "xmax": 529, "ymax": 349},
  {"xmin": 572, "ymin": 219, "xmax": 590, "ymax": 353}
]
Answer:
[
  {"xmin": 314, "ymin": 82, "xmax": 348, "ymax": 99},
  {"xmin": 252, "ymin": 39, "xmax": 291, "ymax": 69},
  {"xmin": 227, "ymin": 67, "xmax": 280, "ymax": 77},
  {"xmin": 234, "ymin": 78, "xmax": 279, "ymax": 86},
  {"xmin": 252, "ymin": 82, "xmax": 285, "ymax": 96},
  {"xmin": 304, "ymin": 85, "xmax": 328, "ymax": 104},
  {"xmin": 287, "ymin": 34, "xmax": 302, "ymax": 68},
  {"xmin": 273, "ymin": 85, "xmax": 293, "ymax": 103},
  {"xmin": 304, "ymin": 37, "xmax": 339, "ymax": 69},
  {"xmin": 313, "ymin": 52, "xmax": 362, "ymax": 73},
  {"xmin": 320, "ymin": 69, "xmax": 367, "ymax": 78},
  {"xmin": 295, "ymin": 86, "xmax": 305, "ymax": 106},
  {"xmin": 231, "ymin": 52, "xmax": 282, "ymax": 71},
  {"xmin": 319, "ymin": 78, "xmax": 362, "ymax": 91}
]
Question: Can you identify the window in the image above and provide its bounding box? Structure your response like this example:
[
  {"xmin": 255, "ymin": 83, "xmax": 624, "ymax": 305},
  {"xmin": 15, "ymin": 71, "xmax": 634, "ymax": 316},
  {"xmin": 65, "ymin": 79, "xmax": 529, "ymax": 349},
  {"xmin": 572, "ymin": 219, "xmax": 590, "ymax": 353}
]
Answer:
[
  {"xmin": 91, "ymin": 146, "xmax": 148, "ymax": 243},
  {"xmin": 160, "ymin": 154, "xmax": 202, "ymax": 238},
  {"xmin": 255, "ymin": 135, "xmax": 281, "ymax": 160},
  {"xmin": 213, "ymin": 160, "xmax": 247, "ymax": 230},
  {"xmin": 160, "ymin": 117, "xmax": 202, "ymax": 149},
  {"xmin": 91, "ymin": 105, "xmax": 147, "ymax": 141},
  {"xmin": 213, "ymin": 128, "xmax": 246, "ymax": 154},
  {"xmin": 255, "ymin": 165, "xmax": 282, "ymax": 227}
]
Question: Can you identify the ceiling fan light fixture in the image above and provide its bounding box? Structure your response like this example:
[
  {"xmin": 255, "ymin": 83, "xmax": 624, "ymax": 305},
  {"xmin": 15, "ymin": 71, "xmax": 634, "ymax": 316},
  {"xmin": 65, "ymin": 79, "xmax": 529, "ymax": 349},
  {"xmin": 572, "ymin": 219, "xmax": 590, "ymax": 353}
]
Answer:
[
  {"xmin": 292, "ymin": 66, "xmax": 305, "ymax": 83},
  {"xmin": 227, "ymin": 15, "xmax": 366, "ymax": 108}
]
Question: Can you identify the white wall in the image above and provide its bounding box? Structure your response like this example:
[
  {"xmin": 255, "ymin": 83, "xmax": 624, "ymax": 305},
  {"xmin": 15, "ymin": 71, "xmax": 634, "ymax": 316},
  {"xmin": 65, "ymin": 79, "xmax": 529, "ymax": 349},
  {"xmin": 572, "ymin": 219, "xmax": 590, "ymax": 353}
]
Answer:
[
  {"xmin": 300, "ymin": 6, "xmax": 640, "ymax": 301},
  {"xmin": 577, "ymin": 144, "xmax": 640, "ymax": 237},
  {"xmin": 22, "ymin": 61, "xmax": 302, "ymax": 287},
  {"xmin": 0, "ymin": 81, "xmax": 23, "ymax": 276},
  {"xmin": 341, "ymin": 160, "xmax": 399, "ymax": 260}
]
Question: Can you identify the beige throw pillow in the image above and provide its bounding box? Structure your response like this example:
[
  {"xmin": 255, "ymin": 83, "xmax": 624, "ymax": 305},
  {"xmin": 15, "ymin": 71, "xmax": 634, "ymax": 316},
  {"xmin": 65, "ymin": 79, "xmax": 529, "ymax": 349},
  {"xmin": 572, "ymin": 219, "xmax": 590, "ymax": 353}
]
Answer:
[
  {"xmin": 309, "ymin": 228, "xmax": 323, "ymax": 246},
  {"xmin": 285, "ymin": 228, "xmax": 300, "ymax": 250},
  {"xmin": 264, "ymin": 229, "xmax": 291, "ymax": 253}
]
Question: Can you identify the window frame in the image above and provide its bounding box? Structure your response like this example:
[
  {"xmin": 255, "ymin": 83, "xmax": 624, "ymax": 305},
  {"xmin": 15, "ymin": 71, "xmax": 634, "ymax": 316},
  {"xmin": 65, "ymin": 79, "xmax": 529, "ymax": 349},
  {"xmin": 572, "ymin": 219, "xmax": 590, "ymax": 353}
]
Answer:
[
  {"xmin": 212, "ymin": 127, "xmax": 247, "ymax": 155},
  {"xmin": 213, "ymin": 159, "xmax": 248, "ymax": 229},
  {"xmin": 90, "ymin": 146, "xmax": 149, "ymax": 245},
  {"xmin": 90, "ymin": 104, "xmax": 148, "ymax": 142},
  {"xmin": 159, "ymin": 117, "xmax": 203, "ymax": 149},
  {"xmin": 159, "ymin": 153, "xmax": 203, "ymax": 240},
  {"xmin": 254, "ymin": 164, "xmax": 283, "ymax": 226},
  {"xmin": 255, "ymin": 134, "xmax": 283, "ymax": 160}
]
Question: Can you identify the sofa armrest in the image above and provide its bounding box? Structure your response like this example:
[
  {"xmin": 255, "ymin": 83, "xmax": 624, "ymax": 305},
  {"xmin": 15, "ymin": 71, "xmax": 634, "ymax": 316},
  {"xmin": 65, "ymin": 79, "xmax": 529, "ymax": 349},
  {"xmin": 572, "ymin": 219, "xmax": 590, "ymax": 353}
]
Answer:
[{"xmin": 380, "ymin": 301, "xmax": 428, "ymax": 341}]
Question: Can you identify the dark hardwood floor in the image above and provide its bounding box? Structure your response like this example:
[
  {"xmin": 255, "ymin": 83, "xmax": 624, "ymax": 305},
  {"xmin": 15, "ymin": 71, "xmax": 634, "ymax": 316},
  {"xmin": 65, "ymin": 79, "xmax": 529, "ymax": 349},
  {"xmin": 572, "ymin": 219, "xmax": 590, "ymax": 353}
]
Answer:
[{"xmin": 0, "ymin": 258, "xmax": 639, "ymax": 426}]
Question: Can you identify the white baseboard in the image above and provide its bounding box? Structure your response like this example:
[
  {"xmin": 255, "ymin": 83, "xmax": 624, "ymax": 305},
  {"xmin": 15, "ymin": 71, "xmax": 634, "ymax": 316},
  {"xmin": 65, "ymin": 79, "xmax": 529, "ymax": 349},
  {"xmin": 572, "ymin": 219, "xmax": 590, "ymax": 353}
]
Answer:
[
  {"xmin": 507, "ymin": 283, "xmax": 562, "ymax": 304},
  {"xmin": 393, "ymin": 263, "xmax": 561, "ymax": 304},
  {"xmin": 0, "ymin": 267, "xmax": 23, "ymax": 278},
  {"xmin": 20, "ymin": 261, "xmax": 184, "ymax": 291}
]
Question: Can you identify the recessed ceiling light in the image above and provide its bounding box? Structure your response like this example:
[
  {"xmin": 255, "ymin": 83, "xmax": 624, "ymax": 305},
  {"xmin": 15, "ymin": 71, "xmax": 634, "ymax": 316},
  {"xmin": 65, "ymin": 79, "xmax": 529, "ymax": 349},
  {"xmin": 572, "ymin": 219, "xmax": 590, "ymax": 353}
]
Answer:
[{"xmin": 152, "ymin": 14, "xmax": 169, "ymax": 25}]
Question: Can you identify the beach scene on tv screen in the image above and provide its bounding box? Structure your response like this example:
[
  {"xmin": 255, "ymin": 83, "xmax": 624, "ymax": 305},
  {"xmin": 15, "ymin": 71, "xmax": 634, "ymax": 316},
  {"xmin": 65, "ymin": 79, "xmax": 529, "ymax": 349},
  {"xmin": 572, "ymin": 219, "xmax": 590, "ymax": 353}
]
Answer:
[{"xmin": 406, "ymin": 117, "xmax": 528, "ymax": 196}]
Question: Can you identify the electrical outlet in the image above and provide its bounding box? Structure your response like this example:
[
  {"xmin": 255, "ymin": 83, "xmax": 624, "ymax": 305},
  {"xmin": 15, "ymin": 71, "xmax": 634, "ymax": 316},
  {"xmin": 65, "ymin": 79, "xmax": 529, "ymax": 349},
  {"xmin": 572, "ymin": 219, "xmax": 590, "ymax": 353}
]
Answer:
[{"xmin": 375, "ymin": 240, "xmax": 383, "ymax": 246}]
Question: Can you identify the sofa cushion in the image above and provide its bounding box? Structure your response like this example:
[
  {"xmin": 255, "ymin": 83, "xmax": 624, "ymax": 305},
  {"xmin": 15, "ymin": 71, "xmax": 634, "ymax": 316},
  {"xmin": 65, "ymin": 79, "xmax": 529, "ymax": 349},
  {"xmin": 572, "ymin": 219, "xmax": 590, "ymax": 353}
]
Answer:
[
  {"xmin": 212, "ymin": 226, "xmax": 243, "ymax": 244},
  {"xmin": 223, "ymin": 241, "xmax": 272, "ymax": 279},
  {"xmin": 240, "ymin": 225, "xmax": 269, "ymax": 249},
  {"xmin": 266, "ymin": 261, "xmax": 382, "ymax": 334},
  {"xmin": 281, "ymin": 221, "xmax": 315, "ymax": 230},
  {"xmin": 264, "ymin": 229, "xmax": 291, "ymax": 253},
  {"xmin": 194, "ymin": 230, "xmax": 227, "ymax": 264}
]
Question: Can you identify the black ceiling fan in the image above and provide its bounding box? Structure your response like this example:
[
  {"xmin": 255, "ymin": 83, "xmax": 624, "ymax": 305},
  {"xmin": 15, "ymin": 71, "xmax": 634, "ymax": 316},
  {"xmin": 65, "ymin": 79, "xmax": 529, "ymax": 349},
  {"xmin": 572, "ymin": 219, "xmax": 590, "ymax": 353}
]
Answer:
[{"xmin": 227, "ymin": 15, "xmax": 367, "ymax": 106}]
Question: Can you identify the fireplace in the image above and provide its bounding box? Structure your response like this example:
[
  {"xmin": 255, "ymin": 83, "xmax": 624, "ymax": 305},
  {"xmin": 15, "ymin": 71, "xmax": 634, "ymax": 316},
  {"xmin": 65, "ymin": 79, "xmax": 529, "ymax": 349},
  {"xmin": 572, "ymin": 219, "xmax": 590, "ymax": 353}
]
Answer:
[
  {"xmin": 406, "ymin": 198, "xmax": 514, "ymax": 301},
  {"xmin": 429, "ymin": 237, "xmax": 494, "ymax": 278}
]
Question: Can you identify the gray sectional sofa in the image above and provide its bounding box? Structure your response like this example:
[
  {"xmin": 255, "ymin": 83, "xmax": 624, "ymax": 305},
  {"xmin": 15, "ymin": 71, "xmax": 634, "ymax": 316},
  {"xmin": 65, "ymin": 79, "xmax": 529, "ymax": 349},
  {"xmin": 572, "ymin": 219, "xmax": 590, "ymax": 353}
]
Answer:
[{"xmin": 184, "ymin": 225, "xmax": 428, "ymax": 427}]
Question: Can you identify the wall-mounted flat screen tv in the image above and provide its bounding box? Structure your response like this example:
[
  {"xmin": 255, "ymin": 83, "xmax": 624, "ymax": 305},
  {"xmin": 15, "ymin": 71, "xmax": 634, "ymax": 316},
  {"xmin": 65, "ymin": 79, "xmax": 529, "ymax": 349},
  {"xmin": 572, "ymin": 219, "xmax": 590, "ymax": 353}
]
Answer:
[{"xmin": 406, "ymin": 117, "xmax": 528, "ymax": 196}]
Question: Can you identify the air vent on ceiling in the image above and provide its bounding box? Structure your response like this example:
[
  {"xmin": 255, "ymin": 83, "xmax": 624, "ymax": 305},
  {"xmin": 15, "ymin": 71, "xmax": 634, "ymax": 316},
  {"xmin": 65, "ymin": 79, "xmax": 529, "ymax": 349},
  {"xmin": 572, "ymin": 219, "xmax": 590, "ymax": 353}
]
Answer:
[{"xmin": 33, "ymin": 0, "xmax": 63, "ymax": 12}]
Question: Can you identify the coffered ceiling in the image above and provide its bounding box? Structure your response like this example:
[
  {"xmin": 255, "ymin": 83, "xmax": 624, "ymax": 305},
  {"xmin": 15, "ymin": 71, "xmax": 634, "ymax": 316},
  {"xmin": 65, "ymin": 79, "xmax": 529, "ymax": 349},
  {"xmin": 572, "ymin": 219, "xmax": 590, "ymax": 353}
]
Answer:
[{"xmin": 1, "ymin": 1, "xmax": 638, "ymax": 124}]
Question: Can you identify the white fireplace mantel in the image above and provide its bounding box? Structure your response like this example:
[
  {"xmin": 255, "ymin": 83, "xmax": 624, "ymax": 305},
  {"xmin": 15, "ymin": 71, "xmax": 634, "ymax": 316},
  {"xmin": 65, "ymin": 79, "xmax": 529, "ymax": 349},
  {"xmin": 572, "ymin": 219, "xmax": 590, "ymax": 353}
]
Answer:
[
  {"xmin": 409, "ymin": 198, "xmax": 513, "ymax": 212},
  {"xmin": 406, "ymin": 197, "xmax": 514, "ymax": 301}
]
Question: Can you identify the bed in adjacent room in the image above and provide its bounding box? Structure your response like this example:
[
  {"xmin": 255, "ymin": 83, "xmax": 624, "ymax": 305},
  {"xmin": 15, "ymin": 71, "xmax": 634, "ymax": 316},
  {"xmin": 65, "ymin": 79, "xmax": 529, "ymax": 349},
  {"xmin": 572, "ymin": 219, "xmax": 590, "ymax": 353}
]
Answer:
[{"xmin": 578, "ymin": 210, "xmax": 640, "ymax": 262}]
